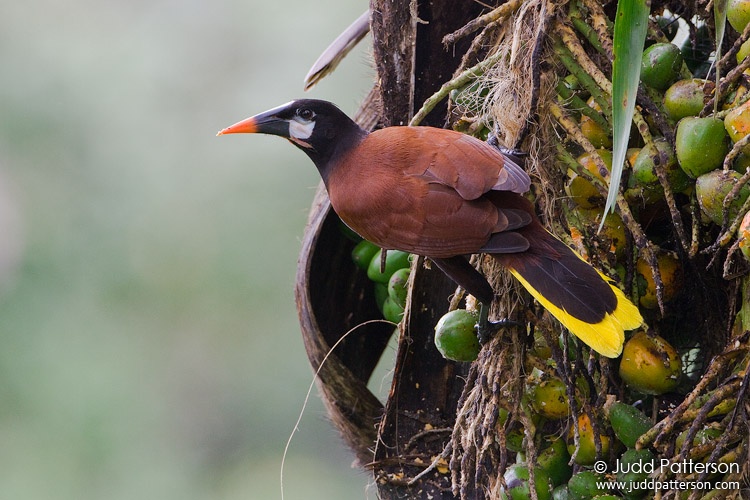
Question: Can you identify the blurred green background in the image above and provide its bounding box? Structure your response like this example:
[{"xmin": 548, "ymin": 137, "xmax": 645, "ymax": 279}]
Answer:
[{"xmin": 0, "ymin": 2, "xmax": 381, "ymax": 498}]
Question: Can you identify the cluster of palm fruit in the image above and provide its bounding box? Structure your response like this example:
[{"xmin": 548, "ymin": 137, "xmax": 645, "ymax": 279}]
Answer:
[
  {"xmin": 350, "ymin": 238, "xmax": 412, "ymax": 324},
  {"xmin": 495, "ymin": 394, "xmax": 659, "ymax": 499},
  {"xmin": 351, "ymin": 238, "xmax": 490, "ymax": 362},
  {"xmin": 493, "ymin": 340, "xmax": 688, "ymax": 500},
  {"xmin": 492, "ymin": 342, "xmax": 741, "ymax": 500},
  {"xmin": 435, "ymin": 2, "xmax": 750, "ymax": 498}
]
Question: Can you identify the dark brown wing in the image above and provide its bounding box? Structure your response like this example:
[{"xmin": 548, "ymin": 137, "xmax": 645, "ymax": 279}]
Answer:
[
  {"xmin": 327, "ymin": 126, "xmax": 533, "ymax": 257},
  {"xmin": 401, "ymin": 128, "xmax": 531, "ymax": 198}
]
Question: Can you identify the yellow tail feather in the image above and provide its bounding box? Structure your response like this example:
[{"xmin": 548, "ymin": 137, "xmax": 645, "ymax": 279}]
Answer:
[{"xmin": 510, "ymin": 269, "xmax": 643, "ymax": 358}]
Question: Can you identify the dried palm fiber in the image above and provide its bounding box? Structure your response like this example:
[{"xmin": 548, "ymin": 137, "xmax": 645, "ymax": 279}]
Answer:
[{"xmin": 446, "ymin": 1, "xmax": 566, "ymax": 497}]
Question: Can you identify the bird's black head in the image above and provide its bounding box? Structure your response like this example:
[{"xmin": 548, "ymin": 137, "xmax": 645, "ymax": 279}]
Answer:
[{"xmin": 218, "ymin": 99, "xmax": 366, "ymax": 176}]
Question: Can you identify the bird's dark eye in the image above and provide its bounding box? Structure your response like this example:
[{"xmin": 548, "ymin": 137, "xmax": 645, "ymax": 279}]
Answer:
[{"xmin": 298, "ymin": 108, "xmax": 315, "ymax": 120}]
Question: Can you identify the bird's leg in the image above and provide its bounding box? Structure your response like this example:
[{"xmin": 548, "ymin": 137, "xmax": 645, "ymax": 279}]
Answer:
[
  {"xmin": 487, "ymin": 133, "xmax": 528, "ymax": 168},
  {"xmin": 430, "ymin": 257, "xmax": 521, "ymax": 344},
  {"xmin": 430, "ymin": 257, "xmax": 494, "ymax": 303},
  {"xmin": 475, "ymin": 301, "xmax": 521, "ymax": 345}
]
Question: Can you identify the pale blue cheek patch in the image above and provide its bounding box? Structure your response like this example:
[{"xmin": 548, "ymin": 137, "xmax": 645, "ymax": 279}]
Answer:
[{"xmin": 289, "ymin": 118, "xmax": 315, "ymax": 141}]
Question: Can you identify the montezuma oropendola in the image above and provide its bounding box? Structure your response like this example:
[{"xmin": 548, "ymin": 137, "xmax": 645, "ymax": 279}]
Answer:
[{"xmin": 218, "ymin": 99, "xmax": 643, "ymax": 358}]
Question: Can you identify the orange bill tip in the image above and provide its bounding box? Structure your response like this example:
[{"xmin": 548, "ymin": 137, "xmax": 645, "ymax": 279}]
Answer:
[{"xmin": 216, "ymin": 116, "xmax": 258, "ymax": 136}]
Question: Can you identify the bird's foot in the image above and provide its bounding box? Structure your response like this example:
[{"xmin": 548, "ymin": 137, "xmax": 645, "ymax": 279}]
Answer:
[
  {"xmin": 476, "ymin": 319, "xmax": 522, "ymax": 345},
  {"xmin": 475, "ymin": 303, "xmax": 522, "ymax": 345},
  {"xmin": 486, "ymin": 135, "xmax": 528, "ymax": 165}
]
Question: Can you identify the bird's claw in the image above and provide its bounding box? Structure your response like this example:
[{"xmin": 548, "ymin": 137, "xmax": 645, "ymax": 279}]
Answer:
[
  {"xmin": 486, "ymin": 134, "xmax": 527, "ymax": 158},
  {"xmin": 475, "ymin": 302, "xmax": 522, "ymax": 344},
  {"xmin": 476, "ymin": 318, "xmax": 522, "ymax": 345},
  {"xmin": 486, "ymin": 137, "xmax": 528, "ymax": 169}
]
